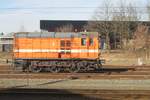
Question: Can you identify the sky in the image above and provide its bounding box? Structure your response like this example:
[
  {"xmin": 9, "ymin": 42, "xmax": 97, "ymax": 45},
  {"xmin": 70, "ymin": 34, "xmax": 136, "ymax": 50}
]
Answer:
[{"xmin": 0, "ymin": 0, "xmax": 148, "ymax": 33}]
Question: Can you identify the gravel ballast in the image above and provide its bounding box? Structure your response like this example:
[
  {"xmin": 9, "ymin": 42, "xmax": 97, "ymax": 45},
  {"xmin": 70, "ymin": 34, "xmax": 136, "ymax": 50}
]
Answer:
[{"xmin": 0, "ymin": 79, "xmax": 150, "ymax": 90}]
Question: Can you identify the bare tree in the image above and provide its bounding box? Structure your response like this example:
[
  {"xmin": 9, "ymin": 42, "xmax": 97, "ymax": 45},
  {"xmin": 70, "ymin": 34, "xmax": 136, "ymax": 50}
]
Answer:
[
  {"xmin": 133, "ymin": 24, "xmax": 148, "ymax": 50},
  {"xmin": 146, "ymin": 0, "xmax": 150, "ymax": 59},
  {"xmin": 112, "ymin": 1, "xmax": 141, "ymax": 49},
  {"xmin": 112, "ymin": 0, "xmax": 127, "ymax": 49},
  {"xmin": 86, "ymin": 0, "xmax": 142, "ymax": 51},
  {"xmin": 85, "ymin": 0, "xmax": 114, "ymax": 51},
  {"xmin": 147, "ymin": 0, "xmax": 150, "ymax": 20},
  {"xmin": 133, "ymin": 23, "xmax": 149, "ymax": 64}
]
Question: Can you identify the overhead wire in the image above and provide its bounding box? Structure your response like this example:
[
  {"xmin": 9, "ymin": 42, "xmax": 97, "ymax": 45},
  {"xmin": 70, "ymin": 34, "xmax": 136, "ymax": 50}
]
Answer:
[
  {"xmin": 0, "ymin": 6, "xmax": 148, "ymax": 9},
  {"xmin": 0, "ymin": 7, "xmax": 149, "ymax": 15}
]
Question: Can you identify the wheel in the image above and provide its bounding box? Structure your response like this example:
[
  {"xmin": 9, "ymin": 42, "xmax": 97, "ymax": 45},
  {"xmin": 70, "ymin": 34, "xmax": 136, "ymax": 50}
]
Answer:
[
  {"xmin": 77, "ymin": 61, "xmax": 87, "ymax": 72},
  {"xmin": 49, "ymin": 66, "xmax": 61, "ymax": 73},
  {"xmin": 69, "ymin": 63, "xmax": 80, "ymax": 73},
  {"xmin": 30, "ymin": 66, "xmax": 42, "ymax": 73}
]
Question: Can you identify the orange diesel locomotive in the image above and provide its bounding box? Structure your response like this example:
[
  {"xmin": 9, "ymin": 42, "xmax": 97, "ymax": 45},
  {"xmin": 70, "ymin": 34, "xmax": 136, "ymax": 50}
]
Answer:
[{"xmin": 13, "ymin": 32, "xmax": 103, "ymax": 73}]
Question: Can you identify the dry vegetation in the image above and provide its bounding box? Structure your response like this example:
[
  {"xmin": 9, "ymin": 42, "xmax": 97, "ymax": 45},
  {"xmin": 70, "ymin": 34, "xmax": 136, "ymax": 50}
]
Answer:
[
  {"xmin": 0, "ymin": 52, "xmax": 12, "ymax": 63},
  {"xmin": 101, "ymin": 50, "xmax": 150, "ymax": 66}
]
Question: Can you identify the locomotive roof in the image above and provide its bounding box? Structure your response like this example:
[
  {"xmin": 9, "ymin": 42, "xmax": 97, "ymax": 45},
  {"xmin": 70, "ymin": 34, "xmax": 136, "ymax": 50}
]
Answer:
[{"xmin": 14, "ymin": 32, "xmax": 98, "ymax": 38}]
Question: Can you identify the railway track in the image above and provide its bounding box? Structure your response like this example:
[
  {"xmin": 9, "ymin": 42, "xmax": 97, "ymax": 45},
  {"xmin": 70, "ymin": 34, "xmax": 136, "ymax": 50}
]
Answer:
[
  {"xmin": 0, "ymin": 64, "xmax": 150, "ymax": 79},
  {"xmin": 0, "ymin": 73, "xmax": 150, "ymax": 79},
  {"xmin": 0, "ymin": 89, "xmax": 150, "ymax": 100}
]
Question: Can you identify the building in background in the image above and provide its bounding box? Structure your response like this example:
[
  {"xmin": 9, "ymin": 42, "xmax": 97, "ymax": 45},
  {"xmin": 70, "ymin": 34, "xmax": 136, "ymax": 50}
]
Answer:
[
  {"xmin": 40, "ymin": 20, "xmax": 150, "ymax": 50},
  {"xmin": 40, "ymin": 20, "xmax": 89, "ymax": 32},
  {"xmin": 40, "ymin": 20, "xmax": 121, "ymax": 49},
  {"xmin": 0, "ymin": 33, "xmax": 13, "ymax": 52}
]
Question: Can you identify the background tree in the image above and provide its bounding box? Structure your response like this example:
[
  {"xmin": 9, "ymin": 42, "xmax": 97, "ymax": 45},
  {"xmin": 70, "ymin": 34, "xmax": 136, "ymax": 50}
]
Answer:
[
  {"xmin": 147, "ymin": 0, "xmax": 150, "ymax": 20},
  {"xmin": 85, "ymin": 0, "xmax": 114, "ymax": 52},
  {"xmin": 86, "ymin": 0, "xmax": 141, "ymax": 50},
  {"xmin": 133, "ymin": 23, "xmax": 150, "ymax": 63},
  {"xmin": 146, "ymin": 0, "xmax": 150, "ymax": 59},
  {"xmin": 112, "ymin": 2, "xmax": 140, "ymax": 49}
]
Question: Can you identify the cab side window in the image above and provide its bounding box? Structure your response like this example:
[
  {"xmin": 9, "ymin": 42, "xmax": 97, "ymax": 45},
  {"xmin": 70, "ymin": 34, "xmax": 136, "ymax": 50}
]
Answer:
[
  {"xmin": 66, "ymin": 40, "xmax": 71, "ymax": 47},
  {"xmin": 89, "ymin": 38, "xmax": 94, "ymax": 46},
  {"xmin": 81, "ymin": 38, "xmax": 86, "ymax": 46},
  {"xmin": 60, "ymin": 40, "xmax": 65, "ymax": 47}
]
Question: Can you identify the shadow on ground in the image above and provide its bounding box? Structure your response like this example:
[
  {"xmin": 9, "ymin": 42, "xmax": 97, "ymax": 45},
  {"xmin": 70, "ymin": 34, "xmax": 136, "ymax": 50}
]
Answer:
[
  {"xmin": 0, "ymin": 88, "xmax": 149, "ymax": 100},
  {"xmin": 0, "ymin": 88, "xmax": 109, "ymax": 100}
]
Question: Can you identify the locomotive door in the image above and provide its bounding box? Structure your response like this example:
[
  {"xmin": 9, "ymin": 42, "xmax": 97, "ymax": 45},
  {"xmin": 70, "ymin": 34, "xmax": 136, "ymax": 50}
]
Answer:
[
  {"xmin": 81, "ymin": 37, "xmax": 88, "ymax": 58},
  {"xmin": 88, "ymin": 37, "xmax": 94, "ymax": 57},
  {"xmin": 81, "ymin": 34, "xmax": 93, "ymax": 58},
  {"xmin": 60, "ymin": 40, "xmax": 71, "ymax": 58}
]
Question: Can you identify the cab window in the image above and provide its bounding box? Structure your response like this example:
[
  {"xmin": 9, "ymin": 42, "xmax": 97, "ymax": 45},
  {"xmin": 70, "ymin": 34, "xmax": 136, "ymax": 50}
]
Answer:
[
  {"xmin": 81, "ymin": 38, "xmax": 86, "ymax": 46},
  {"xmin": 60, "ymin": 40, "xmax": 65, "ymax": 47},
  {"xmin": 89, "ymin": 38, "xmax": 94, "ymax": 46},
  {"xmin": 66, "ymin": 40, "xmax": 71, "ymax": 47}
]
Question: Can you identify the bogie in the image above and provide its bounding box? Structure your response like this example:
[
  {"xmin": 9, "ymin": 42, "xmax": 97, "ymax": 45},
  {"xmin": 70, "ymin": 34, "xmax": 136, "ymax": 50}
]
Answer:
[{"xmin": 14, "ymin": 59, "xmax": 102, "ymax": 73}]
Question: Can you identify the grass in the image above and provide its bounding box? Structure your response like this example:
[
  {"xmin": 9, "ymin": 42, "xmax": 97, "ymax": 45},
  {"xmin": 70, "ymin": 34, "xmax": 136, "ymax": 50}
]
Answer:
[{"xmin": 0, "ymin": 52, "xmax": 12, "ymax": 63}]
